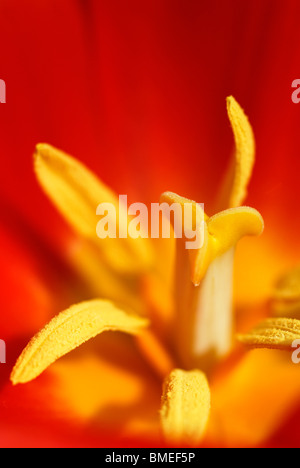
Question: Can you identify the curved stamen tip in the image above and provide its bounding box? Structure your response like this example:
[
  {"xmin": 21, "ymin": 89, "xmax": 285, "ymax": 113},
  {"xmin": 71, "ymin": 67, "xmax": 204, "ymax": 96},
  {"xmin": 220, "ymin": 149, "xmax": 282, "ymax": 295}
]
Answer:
[
  {"xmin": 161, "ymin": 191, "xmax": 264, "ymax": 286},
  {"xmin": 192, "ymin": 206, "xmax": 264, "ymax": 285},
  {"xmin": 225, "ymin": 95, "xmax": 255, "ymax": 209}
]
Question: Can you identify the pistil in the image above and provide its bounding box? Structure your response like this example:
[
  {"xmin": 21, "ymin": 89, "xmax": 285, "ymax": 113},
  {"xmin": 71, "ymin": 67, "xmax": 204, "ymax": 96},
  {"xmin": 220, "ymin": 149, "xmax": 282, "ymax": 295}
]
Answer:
[
  {"xmin": 174, "ymin": 241, "xmax": 235, "ymax": 372},
  {"xmin": 161, "ymin": 192, "xmax": 264, "ymax": 373}
]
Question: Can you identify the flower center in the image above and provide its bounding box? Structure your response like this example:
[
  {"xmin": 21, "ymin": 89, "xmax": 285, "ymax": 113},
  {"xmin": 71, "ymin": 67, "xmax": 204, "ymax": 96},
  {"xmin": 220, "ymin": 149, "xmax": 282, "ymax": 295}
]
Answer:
[
  {"xmin": 161, "ymin": 192, "xmax": 264, "ymax": 373},
  {"xmin": 174, "ymin": 242, "xmax": 235, "ymax": 373}
]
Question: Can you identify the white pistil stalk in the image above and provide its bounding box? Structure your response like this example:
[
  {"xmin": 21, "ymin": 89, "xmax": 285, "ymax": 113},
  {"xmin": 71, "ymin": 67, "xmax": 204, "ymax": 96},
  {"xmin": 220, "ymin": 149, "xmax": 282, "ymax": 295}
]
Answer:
[{"xmin": 173, "ymin": 242, "xmax": 235, "ymax": 373}]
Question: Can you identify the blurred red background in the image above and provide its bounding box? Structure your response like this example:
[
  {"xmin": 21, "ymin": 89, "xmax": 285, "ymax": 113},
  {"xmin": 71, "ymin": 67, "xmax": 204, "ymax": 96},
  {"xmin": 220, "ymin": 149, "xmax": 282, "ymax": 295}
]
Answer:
[{"xmin": 1, "ymin": 0, "xmax": 300, "ymax": 447}]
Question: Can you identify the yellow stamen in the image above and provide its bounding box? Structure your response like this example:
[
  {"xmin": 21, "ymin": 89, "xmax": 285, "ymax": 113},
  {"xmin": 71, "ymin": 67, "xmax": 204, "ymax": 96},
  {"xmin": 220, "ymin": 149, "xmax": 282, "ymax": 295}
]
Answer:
[
  {"xmin": 34, "ymin": 144, "xmax": 153, "ymax": 273},
  {"xmin": 11, "ymin": 299, "xmax": 149, "ymax": 385},
  {"xmin": 160, "ymin": 369, "xmax": 210, "ymax": 446},
  {"xmin": 218, "ymin": 96, "xmax": 255, "ymax": 209},
  {"xmin": 237, "ymin": 318, "xmax": 300, "ymax": 350}
]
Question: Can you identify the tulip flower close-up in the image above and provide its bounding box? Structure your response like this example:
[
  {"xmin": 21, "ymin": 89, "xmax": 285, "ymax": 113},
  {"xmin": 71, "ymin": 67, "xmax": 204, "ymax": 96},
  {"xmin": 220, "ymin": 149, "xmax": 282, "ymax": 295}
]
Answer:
[{"xmin": 1, "ymin": 0, "xmax": 300, "ymax": 449}]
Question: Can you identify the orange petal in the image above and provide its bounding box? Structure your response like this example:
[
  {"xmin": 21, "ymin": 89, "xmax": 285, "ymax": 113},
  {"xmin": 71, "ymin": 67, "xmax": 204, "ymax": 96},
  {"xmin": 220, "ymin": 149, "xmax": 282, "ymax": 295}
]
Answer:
[
  {"xmin": 207, "ymin": 349, "xmax": 300, "ymax": 447},
  {"xmin": 48, "ymin": 334, "xmax": 162, "ymax": 442}
]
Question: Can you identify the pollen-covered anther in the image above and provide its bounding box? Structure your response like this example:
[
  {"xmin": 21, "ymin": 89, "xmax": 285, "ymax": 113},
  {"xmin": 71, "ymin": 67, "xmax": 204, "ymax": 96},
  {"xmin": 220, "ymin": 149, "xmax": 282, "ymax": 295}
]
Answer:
[
  {"xmin": 34, "ymin": 143, "xmax": 153, "ymax": 273},
  {"xmin": 160, "ymin": 369, "xmax": 210, "ymax": 446},
  {"xmin": 225, "ymin": 96, "xmax": 255, "ymax": 208},
  {"xmin": 237, "ymin": 318, "xmax": 300, "ymax": 350},
  {"xmin": 11, "ymin": 299, "xmax": 149, "ymax": 385}
]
